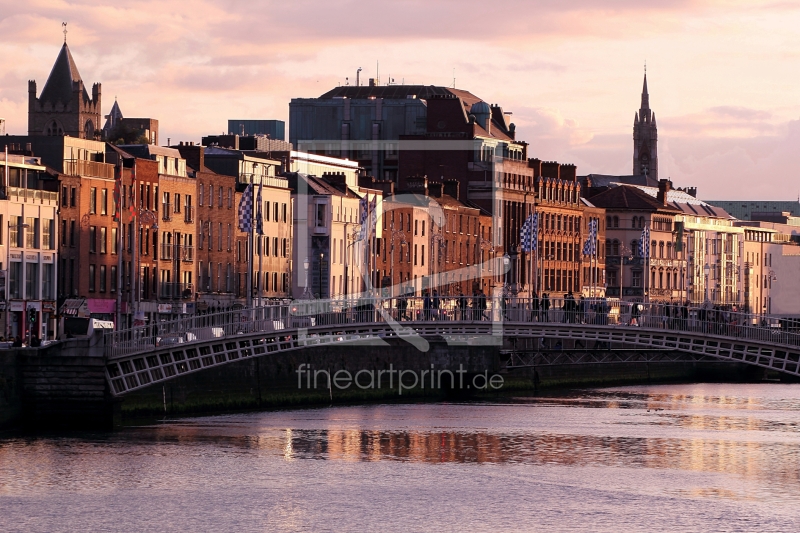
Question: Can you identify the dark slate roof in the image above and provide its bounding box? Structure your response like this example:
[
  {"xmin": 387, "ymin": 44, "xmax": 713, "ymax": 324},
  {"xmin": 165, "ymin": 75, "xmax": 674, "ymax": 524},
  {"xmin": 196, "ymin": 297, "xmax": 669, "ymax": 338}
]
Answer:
[
  {"xmin": 319, "ymin": 85, "xmax": 463, "ymax": 100},
  {"xmin": 588, "ymin": 185, "xmax": 681, "ymax": 212},
  {"xmin": 39, "ymin": 43, "xmax": 88, "ymax": 104},
  {"xmin": 580, "ymin": 174, "xmax": 659, "ymax": 188}
]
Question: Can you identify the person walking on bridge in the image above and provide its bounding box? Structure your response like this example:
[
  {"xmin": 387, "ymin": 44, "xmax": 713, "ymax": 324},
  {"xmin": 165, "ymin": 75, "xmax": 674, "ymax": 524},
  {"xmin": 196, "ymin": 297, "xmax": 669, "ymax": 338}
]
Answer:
[{"xmin": 531, "ymin": 292, "xmax": 540, "ymax": 322}]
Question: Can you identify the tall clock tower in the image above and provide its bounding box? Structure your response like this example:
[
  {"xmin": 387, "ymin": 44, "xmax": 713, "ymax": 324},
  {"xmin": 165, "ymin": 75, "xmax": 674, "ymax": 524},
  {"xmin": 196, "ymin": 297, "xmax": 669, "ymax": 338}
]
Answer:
[{"xmin": 632, "ymin": 72, "xmax": 657, "ymax": 181}]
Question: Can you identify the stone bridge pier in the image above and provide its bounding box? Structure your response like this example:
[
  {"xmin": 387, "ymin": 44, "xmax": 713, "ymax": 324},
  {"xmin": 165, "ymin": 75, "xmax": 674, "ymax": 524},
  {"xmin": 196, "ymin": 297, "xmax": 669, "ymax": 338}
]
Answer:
[{"xmin": 0, "ymin": 332, "xmax": 116, "ymax": 430}]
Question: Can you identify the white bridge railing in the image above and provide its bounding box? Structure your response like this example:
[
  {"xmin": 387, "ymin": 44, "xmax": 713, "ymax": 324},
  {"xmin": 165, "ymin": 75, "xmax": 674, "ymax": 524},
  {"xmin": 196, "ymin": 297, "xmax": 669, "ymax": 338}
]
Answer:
[{"xmin": 106, "ymin": 297, "xmax": 800, "ymax": 359}]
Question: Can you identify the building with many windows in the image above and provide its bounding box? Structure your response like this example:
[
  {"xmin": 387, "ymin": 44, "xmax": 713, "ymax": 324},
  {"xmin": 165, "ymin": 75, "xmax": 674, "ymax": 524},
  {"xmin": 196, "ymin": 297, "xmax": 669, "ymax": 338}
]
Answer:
[{"xmin": 0, "ymin": 151, "xmax": 59, "ymax": 341}]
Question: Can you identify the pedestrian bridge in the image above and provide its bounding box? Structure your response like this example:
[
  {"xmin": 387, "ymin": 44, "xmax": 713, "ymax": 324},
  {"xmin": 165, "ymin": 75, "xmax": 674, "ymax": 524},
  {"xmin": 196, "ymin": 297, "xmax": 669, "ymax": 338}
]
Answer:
[{"xmin": 104, "ymin": 298, "xmax": 800, "ymax": 396}]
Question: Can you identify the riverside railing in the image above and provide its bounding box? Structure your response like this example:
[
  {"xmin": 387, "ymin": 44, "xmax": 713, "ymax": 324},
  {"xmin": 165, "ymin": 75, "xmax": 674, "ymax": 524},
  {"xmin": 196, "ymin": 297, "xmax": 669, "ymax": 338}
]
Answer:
[{"xmin": 106, "ymin": 296, "xmax": 800, "ymax": 358}]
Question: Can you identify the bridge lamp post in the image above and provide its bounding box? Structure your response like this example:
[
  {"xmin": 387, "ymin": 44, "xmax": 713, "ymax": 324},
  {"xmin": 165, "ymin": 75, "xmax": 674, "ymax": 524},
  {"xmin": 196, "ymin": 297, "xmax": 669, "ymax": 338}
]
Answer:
[
  {"xmin": 317, "ymin": 252, "xmax": 324, "ymax": 299},
  {"xmin": 302, "ymin": 257, "xmax": 312, "ymax": 300},
  {"xmin": 703, "ymin": 263, "xmax": 710, "ymax": 304},
  {"xmin": 503, "ymin": 254, "xmax": 510, "ymax": 291}
]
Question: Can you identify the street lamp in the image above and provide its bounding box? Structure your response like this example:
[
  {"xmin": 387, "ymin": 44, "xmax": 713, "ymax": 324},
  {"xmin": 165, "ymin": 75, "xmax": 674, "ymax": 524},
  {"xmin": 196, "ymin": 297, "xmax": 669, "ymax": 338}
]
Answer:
[
  {"xmin": 704, "ymin": 263, "xmax": 710, "ymax": 303},
  {"xmin": 317, "ymin": 252, "xmax": 324, "ymax": 299},
  {"xmin": 302, "ymin": 257, "xmax": 312, "ymax": 299},
  {"xmin": 502, "ymin": 253, "xmax": 511, "ymax": 291}
]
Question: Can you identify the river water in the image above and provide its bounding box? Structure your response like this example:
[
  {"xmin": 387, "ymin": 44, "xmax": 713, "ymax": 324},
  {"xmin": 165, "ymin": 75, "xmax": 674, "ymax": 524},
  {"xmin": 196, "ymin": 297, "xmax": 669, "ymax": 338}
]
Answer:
[{"xmin": 2, "ymin": 383, "xmax": 800, "ymax": 532}]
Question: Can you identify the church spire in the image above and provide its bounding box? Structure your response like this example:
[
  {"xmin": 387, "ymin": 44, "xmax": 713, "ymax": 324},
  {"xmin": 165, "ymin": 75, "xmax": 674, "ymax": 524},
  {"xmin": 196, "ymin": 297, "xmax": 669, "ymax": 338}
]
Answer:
[{"xmin": 641, "ymin": 65, "xmax": 650, "ymax": 111}]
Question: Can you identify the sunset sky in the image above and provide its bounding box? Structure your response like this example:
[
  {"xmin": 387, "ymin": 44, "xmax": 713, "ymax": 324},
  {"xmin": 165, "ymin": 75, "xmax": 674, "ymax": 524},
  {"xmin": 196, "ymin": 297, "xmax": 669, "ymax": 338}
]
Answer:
[{"xmin": 1, "ymin": 0, "xmax": 798, "ymax": 200}]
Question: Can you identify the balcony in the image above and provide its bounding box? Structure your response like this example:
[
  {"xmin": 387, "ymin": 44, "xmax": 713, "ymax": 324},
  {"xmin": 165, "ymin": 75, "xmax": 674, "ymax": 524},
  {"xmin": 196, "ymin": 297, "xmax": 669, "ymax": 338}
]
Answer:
[
  {"xmin": 63, "ymin": 159, "xmax": 115, "ymax": 179},
  {"xmin": 159, "ymin": 282, "xmax": 194, "ymax": 299},
  {"xmin": 181, "ymin": 245, "xmax": 194, "ymax": 262},
  {"xmin": 160, "ymin": 243, "xmax": 173, "ymax": 261},
  {"xmin": 3, "ymin": 187, "xmax": 59, "ymax": 205}
]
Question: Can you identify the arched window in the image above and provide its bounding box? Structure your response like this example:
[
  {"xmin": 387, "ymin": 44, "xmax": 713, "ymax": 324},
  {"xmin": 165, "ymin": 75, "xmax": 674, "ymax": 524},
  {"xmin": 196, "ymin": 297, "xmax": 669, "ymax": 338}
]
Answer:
[
  {"xmin": 45, "ymin": 119, "xmax": 64, "ymax": 136},
  {"xmin": 659, "ymin": 241, "xmax": 665, "ymax": 258},
  {"xmin": 651, "ymin": 240, "xmax": 656, "ymax": 257},
  {"xmin": 606, "ymin": 216, "xmax": 612, "ymax": 228},
  {"xmin": 613, "ymin": 216, "xmax": 619, "ymax": 228},
  {"xmin": 631, "ymin": 217, "xmax": 637, "ymax": 229},
  {"xmin": 605, "ymin": 239, "xmax": 613, "ymax": 258},
  {"xmin": 85, "ymin": 119, "xmax": 95, "ymax": 138},
  {"xmin": 666, "ymin": 242, "xmax": 672, "ymax": 259},
  {"xmin": 631, "ymin": 240, "xmax": 639, "ymax": 256},
  {"xmin": 612, "ymin": 239, "xmax": 620, "ymax": 256}
]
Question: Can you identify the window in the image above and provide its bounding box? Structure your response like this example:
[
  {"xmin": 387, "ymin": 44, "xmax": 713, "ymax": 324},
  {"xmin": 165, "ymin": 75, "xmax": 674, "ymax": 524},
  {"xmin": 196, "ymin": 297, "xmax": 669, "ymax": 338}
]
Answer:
[
  {"xmin": 26, "ymin": 217, "xmax": 37, "ymax": 248},
  {"xmin": 218, "ymin": 187, "xmax": 223, "ymax": 207},
  {"xmin": 175, "ymin": 193, "xmax": 181, "ymax": 213},
  {"xmin": 100, "ymin": 227, "xmax": 107, "ymax": 253},
  {"xmin": 43, "ymin": 219, "xmax": 54, "ymax": 249},
  {"xmin": 42, "ymin": 263, "xmax": 54, "ymax": 299},
  {"xmin": 208, "ymin": 186, "xmax": 213, "ymax": 208},
  {"xmin": 101, "ymin": 189, "xmax": 108, "ymax": 215},
  {"xmin": 61, "ymin": 220, "xmax": 67, "ymax": 246},
  {"xmin": 89, "ymin": 187, "xmax": 97, "ymax": 214},
  {"xmin": 228, "ymin": 188, "xmax": 232, "ymax": 208},
  {"xmin": 89, "ymin": 226, "xmax": 97, "ymax": 253},
  {"xmin": 61, "ymin": 186, "xmax": 68, "ymax": 206},
  {"xmin": 70, "ymin": 187, "xmax": 76, "ymax": 207},
  {"xmin": 99, "ymin": 265, "xmax": 106, "ymax": 292},
  {"xmin": 227, "ymin": 224, "xmax": 232, "ymax": 251},
  {"xmin": 89, "ymin": 264, "xmax": 96, "ymax": 292},
  {"xmin": 9, "ymin": 262, "xmax": 21, "ymax": 298},
  {"xmin": 69, "ymin": 220, "xmax": 76, "ymax": 247},
  {"xmin": 9, "ymin": 217, "xmax": 19, "ymax": 247},
  {"xmin": 282, "ymin": 203, "xmax": 287, "ymax": 222},
  {"xmin": 199, "ymin": 183, "xmax": 204, "ymax": 206},
  {"xmin": 25, "ymin": 262, "xmax": 39, "ymax": 299},
  {"xmin": 112, "ymin": 227, "xmax": 118, "ymax": 254},
  {"xmin": 218, "ymin": 222, "xmax": 222, "ymax": 251}
]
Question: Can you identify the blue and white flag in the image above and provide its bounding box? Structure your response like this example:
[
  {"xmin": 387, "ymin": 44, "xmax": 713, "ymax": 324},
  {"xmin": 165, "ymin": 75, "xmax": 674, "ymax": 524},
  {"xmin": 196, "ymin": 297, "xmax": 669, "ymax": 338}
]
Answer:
[
  {"xmin": 639, "ymin": 224, "xmax": 650, "ymax": 257},
  {"xmin": 359, "ymin": 195, "xmax": 368, "ymax": 226},
  {"xmin": 530, "ymin": 213, "xmax": 539, "ymax": 251},
  {"xmin": 238, "ymin": 183, "xmax": 253, "ymax": 232},
  {"xmin": 369, "ymin": 196, "xmax": 377, "ymax": 229},
  {"xmin": 520, "ymin": 214, "xmax": 533, "ymax": 253},
  {"xmin": 583, "ymin": 219, "xmax": 598, "ymax": 256},
  {"xmin": 254, "ymin": 183, "xmax": 263, "ymax": 235}
]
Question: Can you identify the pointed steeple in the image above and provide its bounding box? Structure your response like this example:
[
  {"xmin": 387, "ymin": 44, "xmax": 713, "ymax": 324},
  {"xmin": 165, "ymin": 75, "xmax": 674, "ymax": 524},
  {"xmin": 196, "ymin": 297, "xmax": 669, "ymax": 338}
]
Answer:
[
  {"xmin": 39, "ymin": 42, "xmax": 87, "ymax": 105},
  {"xmin": 640, "ymin": 72, "xmax": 650, "ymax": 111},
  {"xmin": 634, "ymin": 111, "xmax": 640, "ymax": 124}
]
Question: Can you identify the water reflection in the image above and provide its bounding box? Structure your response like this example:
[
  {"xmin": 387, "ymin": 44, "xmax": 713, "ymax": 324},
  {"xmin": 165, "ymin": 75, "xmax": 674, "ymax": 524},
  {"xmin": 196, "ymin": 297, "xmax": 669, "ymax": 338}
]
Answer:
[{"xmin": 2, "ymin": 384, "xmax": 800, "ymax": 507}]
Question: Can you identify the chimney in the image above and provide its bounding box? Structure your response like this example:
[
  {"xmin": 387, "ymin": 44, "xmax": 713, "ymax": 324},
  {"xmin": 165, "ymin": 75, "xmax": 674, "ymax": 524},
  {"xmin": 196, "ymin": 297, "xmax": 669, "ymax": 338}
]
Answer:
[
  {"xmin": 427, "ymin": 181, "xmax": 443, "ymax": 198},
  {"xmin": 559, "ymin": 163, "xmax": 577, "ymax": 182},
  {"xmin": 528, "ymin": 158, "xmax": 542, "ymax": 177},
  {"xmin": 329, "ymin": 173, "xmax": 348, "ymax": 189},
  {"xmin": 369, "ymin": 78, "xmax": 376, "ymax": 87},
  {"xmin": 541, "ymin": 161, "xmax": 560, "ymax": 180},
  {"xmin": 687, "ymin": 186, "xmax": 697, "ymax": 198},
  {"xmin": 177, "ymin": 145, "xmax": 205, "ymax": 172},
  {"xmin": 443, "ymin": 179, "xmax": 460, "ymax": 200},
  {"xmin": 405, "ymin": 175, "xmax": 428, "ymax": 195},
  {"xmin": 657, "ymin": 178, "xmax": 672, "ymax": 205}
]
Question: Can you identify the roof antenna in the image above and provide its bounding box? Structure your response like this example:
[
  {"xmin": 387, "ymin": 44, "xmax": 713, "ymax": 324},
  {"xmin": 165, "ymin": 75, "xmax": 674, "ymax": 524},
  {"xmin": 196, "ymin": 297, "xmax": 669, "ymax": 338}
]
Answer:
[
  {"xmin": 62, "ymin": 22, "xmax": 67, "ymax": 44},
  {"xmin": 453, "ymin": 68, "xmax": 456, "ymax": 89}
]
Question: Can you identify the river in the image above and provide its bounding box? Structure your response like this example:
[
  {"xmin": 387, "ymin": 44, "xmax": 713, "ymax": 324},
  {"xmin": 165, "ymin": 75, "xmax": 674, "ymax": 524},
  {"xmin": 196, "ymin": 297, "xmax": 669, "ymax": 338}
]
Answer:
[{"xmin": 2, "ymin": 383, "xmax": 800, "ymax": 532}]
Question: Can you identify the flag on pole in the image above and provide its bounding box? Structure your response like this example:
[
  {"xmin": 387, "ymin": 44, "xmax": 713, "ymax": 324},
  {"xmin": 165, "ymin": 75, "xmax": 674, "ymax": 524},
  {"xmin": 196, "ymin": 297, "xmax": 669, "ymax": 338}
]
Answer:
[
  {"xmin": 583, "ymin": 219, "xmax": 598, "ymax": 256},
  {"xmin": 238, "ymin": 183, "xmax": 253, "ymax": 232},
  {"xmin": 530, "ymin": 213, "xmax": 539, "ymax": 251},
  {"xmin": 358, "ymin": 194, "xmax": 368, "ymax": 240},
  {"xmin": 254, "ymin": 183, "xmax": 263, "ymax": 235},
  {"xmin": 369, "ymin": 196, "xmax": 377, "ymax": 229},
  {"xmin": 639, "ymin": 224, "xmax": 651, "ymax": 258},
  {"xmin": 520, "ymin": 214, "xmax": 533, "ymax": 253}
]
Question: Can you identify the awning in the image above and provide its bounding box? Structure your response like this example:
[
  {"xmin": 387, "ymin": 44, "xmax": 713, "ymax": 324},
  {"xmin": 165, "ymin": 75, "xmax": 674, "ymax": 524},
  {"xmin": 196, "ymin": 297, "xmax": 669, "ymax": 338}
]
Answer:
[{"xmin": 60, "ymin": 298, "xmax": 86, "ymax": 316}]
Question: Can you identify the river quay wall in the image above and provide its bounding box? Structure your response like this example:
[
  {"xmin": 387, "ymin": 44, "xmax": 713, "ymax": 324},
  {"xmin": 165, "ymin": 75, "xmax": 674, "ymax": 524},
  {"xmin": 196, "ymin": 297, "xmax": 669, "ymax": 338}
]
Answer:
[{"xmin": 0, "ymin": 335, "xmax": 771, "ymax": 430}]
